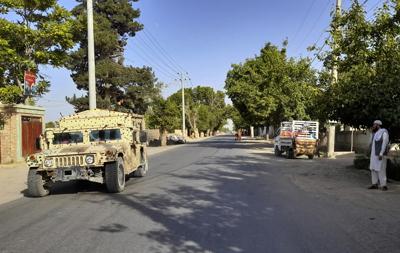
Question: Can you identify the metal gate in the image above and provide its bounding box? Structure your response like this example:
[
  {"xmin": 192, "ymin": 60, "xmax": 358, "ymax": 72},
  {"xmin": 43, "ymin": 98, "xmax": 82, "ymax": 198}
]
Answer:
[{"xmin": 22, "ymin": 116, "xmax": 42, "ymax": 157}]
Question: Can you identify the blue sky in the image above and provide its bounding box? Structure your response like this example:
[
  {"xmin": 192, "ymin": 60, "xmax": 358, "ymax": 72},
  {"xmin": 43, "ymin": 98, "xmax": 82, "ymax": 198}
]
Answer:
[{"xmin": 37, "ymin": 0, "xmax": 383, "ymax": 121}]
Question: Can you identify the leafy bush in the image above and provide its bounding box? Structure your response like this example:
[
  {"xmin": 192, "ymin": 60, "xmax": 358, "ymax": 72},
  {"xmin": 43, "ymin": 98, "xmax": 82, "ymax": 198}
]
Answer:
[
  {"xmin": 387, "ymin": 159, "xmax": 400, "ymax": 181},
  {"xmin": 353, "ymin": 154, "xmax": 369, "ymax": 170}
]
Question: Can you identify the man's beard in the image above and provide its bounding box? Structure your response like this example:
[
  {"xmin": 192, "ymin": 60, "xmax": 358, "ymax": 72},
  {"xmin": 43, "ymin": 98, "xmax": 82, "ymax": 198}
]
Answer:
[{"xmin": 372, "ymin": 128, "xmax": 379, "ymax": 133}]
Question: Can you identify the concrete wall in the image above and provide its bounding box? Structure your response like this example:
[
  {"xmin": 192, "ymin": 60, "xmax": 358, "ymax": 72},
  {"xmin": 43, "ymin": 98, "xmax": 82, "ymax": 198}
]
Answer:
[
  {"xmin": 0, "ymin": 104, "xmax": 45, "ymax": 163},
  {"xmin": 335, "ymin": 130, "xmax": 371, "ymax": 153}
]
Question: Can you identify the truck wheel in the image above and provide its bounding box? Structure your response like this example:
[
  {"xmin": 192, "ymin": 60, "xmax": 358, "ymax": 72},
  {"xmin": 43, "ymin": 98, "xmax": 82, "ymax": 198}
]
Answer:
[
  {"xmin": 286, "ymin": 149, "xmax": 295, "ymax": 159},
  {"xmin": 274, "ymin": 146, "xmax": 281, "ymax": 157},
  {"xmin": 308, "ymin": 155, "xmax": 314, "ymax": 160},
  {"xmin": 133, "ymin": 153, "xmax": 149, "ymax": 177},
  {"xmin": 105, "ymin": 157, "xmax": 125, "ymax": 193},
  {"xmin": 27, "ymin": 168, "xmax": 49, "ymax": 197}
]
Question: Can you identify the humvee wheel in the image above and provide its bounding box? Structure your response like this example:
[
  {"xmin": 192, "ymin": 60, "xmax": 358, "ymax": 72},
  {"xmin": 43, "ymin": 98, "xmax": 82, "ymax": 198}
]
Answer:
[
  {"xmin": 105, "ymin": 157, "xmax": 125, "ymax": 193},
  {"xmin": 27, "ymin": 169, "xmax": 50, "ymax": 197},
  {"xmin": 133, "ymin": 153, "xmax": 148, "ymax": 177}
]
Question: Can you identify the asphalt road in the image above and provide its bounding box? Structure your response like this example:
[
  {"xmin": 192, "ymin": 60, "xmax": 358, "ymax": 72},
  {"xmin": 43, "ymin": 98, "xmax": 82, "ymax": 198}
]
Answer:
[{"xmin": 0, "ymin": 136, "xmax": 399, "ymax": 253}]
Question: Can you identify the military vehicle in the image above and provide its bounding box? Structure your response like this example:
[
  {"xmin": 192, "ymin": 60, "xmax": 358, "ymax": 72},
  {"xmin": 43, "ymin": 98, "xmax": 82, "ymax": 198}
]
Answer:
[
  {"xmin": 26, "ymin": 109, "xmax": 148, "ymax": 197},
  {"xmin": 274, "ymin": 120, "xmax": 319, "ymax": 159}
]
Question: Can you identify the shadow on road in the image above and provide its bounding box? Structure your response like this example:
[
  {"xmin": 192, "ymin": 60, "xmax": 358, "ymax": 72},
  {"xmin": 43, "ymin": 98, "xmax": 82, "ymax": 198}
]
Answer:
[
  {"xmin": 91, "ymin": 223, "xmax": 128, "ymax": 233},
  {"xmin": 85, "ymin": 139, "xmax": 318, "ymax": 253},
  {"xmin": 188, "ymin": 135, "xmax": 274, "ymax": 150}
]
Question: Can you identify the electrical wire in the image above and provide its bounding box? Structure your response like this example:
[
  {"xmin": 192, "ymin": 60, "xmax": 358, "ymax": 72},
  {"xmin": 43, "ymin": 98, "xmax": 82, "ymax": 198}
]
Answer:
[
  {"xmin": 142, "ymin": 29, "xmax": 187, "ymax": 73},
  {"xmin": 295, "ymin": 0, "xmax": 333, "ymax": 54},
  {"xmin": 291, "ymin": 0, "xmax": 319, "ymax": 45},
  {"xmin": 126, "ymin": 42, "xmax": 179, "ymax": 80},
  {"xmin": 136, "ymin": 34, "xmax": 181, "ymax": 74}
]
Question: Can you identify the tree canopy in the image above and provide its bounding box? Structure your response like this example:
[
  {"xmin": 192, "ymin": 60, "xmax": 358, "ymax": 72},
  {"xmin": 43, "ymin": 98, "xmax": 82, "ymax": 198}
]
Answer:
[
  {"xmin": 225, "ymin": 42, "xmax": 318, "ymax": 128},
  {"xmin": 321, "ymin": 0, "xmax": 400, "ymax": 133},
  {"xmin": 167, "ymin": 86, "xmax": 227, "ymax": 134},
  {"xmin": 0, "ymin": 0, "xmax": 74, "ymax": 104},
  {"xmin": 67, "ymin": 0, "xmax": 161, "ymax": 114}
]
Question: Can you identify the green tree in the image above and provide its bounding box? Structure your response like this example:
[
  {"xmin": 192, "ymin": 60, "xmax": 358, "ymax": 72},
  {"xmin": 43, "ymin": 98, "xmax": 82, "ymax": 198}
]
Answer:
[
  {"xmin": 67, "ymin": 0, "xmax": 160, "ymax": 114},
  {"xmin": 225, "ymin": 42, "xmax": 318, "ymax": 128},
  {"xmin": 168, "ymin": 86, "xmax": 227, "ymax": 136},
  {"xmin": 321, "ymin": 0, "xmax": 400, "ymax": 137},
  {"xmin": 0, "ymin": 0, "xmax": 74, "ymax": 104},
  {"xmin": 146, "ymin": 98, "xmax": 180, "ymax": 146},
  {"xmin": 225, "ymin": 104, "xmax": 248, "ymax": 130}
]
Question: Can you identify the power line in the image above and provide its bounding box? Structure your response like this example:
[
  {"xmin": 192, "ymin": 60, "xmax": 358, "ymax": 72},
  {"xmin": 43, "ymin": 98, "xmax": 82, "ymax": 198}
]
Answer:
[
  {"xmin": 295, "ymin": 0, "xmax": 333, "ymax": 54},
  {"xmin": 136, "ymin": 34, "xmax": 181, "ymax": 74},
  {"xmin": 126, "ymin": 42, "xmax": 178, "ymax": 80},
  {"xmin": 366, "ymin": 0, "xmax": 384, "ymax": 20},
  {"xmin": 310, "ymin": 36, "xmax": 331, "ymax": 65},
  {"xmin": 126, "ymin": 24, "xmax": 193, "ymax": 84},
  {"xmin": 142, "ymin": 29, "xmax": 187, "ymax": 73},
  {"xmin": 308, "ymin": 0, "xmax": 381, "ymax": 67},
  {"xmin": 366, "ymin": 0, "xmax": 383, "ymax": 13},
  {"xmin": 291, "ymin": 0, "xmax": 319, "ymax": 44},
  {"xmin": 125, "ymin": 52, "xmax": 176, "ymax": 81},
  {"xmin": 140, "ymin": 29, "xmax": 195, "ymax": 89}
]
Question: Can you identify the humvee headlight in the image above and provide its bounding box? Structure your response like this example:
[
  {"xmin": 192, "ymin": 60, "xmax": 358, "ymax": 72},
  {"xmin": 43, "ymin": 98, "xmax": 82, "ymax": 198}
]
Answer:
[
  {"xmin": 85, "ymin": 155, "xmax": 95, "ymax": 165},
  {"xmin": 44, "ymin": 158, "xmax": 53, "ymax": 167}
]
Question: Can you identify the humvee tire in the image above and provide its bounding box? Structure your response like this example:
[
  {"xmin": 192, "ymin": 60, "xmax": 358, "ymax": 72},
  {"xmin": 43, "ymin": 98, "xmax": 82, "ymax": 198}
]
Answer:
[
  {"xmin": 133, "ymin": 153, "xmax": 148, "ymax": 177},
  {"xmin": 27, "ymin": 169, "xmax": 49, "ymax": 197},
  {"xmin": 105, "ymin": 157, "xmax": 125, "ymax": 193}
]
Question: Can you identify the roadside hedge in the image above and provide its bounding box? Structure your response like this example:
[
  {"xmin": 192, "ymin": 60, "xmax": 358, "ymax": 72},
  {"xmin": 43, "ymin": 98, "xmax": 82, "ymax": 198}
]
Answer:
[{"xmin": 353, "ymin": 155, "xmax": 400, "ymax": 181}]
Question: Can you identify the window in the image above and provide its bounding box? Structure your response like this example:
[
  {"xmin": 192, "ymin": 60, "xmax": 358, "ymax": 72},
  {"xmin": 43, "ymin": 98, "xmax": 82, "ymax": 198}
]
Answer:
[
  {"xmin": 90, "ymin": 129, "xmax": 121, "ymax": 142},
  {"xmin": 53, "ymin": 132, "xmax": 83, "ymax": 145}
]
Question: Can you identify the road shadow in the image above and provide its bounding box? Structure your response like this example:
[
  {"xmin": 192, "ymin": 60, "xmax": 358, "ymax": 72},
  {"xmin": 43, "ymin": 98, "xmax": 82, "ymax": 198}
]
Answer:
[
  {"xmin": 187, "ymin": 135, "xmax": 273, "ymax": 151},
  {"xmin": 91, "ymin": 223, "xmax": 128, "ymax": 233},
  {"xmin": 48, "ymin": 181, "xmax": 106, "ymax": 195},
  {"xmin": 85, "ymin": 144, "xmax": 326, "ymax": 253}
]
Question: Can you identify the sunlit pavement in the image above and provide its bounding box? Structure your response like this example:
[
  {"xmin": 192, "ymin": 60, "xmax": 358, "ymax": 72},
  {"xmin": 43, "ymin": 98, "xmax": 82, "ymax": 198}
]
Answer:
[{"xmin": 0, "ymin": 136, "xmax": 399, "ymax": 253}]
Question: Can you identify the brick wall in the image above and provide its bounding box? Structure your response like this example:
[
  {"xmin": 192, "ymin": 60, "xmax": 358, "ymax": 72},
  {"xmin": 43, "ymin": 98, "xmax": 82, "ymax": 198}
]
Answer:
[
  {"xmin": 0, "ymin": 105, "xmax": 45, "ymax": 164},
  {"xmin": 0, "ymin": 114, "xmax": 17, "ymax": 163}
]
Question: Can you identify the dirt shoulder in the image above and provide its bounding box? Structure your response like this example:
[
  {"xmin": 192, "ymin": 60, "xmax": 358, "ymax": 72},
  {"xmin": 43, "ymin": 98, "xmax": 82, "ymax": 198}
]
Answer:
[{"xmin": 251, "ymin": 142, "xmax": 400, "ymax": 219}]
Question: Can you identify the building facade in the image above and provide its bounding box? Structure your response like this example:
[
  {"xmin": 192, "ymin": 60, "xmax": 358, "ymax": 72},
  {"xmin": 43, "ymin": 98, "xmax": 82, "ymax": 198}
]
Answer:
[{"xmin": 0, "ymin": 104, "xmax": 45, "ymax": 164}]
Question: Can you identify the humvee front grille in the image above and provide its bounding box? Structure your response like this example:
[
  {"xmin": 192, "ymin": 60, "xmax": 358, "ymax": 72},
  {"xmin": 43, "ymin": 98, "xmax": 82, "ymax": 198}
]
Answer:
[{"xmin": 55, "ymin": 156, "xmax": 85, "ymax": 167}]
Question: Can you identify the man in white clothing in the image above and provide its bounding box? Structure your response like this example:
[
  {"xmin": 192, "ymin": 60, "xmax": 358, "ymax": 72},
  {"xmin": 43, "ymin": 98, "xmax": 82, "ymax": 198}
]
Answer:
[{"xmin": 368, "ymin": 120, "xmax": 389, "ymax": 191}]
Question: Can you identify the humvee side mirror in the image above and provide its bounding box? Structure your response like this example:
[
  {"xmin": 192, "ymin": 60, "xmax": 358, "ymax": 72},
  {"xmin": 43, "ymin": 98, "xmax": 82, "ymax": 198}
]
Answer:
[{"xmin": 139, "ymin": 131, "xmax": 148, "ymax": 143}]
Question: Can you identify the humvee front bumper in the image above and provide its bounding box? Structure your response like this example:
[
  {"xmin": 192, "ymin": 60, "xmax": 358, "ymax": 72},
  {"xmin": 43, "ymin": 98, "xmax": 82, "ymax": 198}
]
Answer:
[{"xmin": 50, "ymin": 167, "xmax": 104, "ymax": 184}]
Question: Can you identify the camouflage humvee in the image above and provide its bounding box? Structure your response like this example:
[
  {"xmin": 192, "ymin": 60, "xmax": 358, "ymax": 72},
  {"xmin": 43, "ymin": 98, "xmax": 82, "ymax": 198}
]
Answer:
[{"xmin": 26, "ymin": 109, "xmax": 149, "ymax": 197}]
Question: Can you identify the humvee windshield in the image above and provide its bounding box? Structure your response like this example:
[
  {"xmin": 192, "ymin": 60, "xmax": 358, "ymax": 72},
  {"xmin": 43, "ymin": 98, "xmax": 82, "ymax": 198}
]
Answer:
[
  {"xmin": 53, "ymin": 132, "xmax": 84, "ymax": 145},
  {"xmin": 90, "ymin": 129, "xmax": 121, "ymax": 142}
]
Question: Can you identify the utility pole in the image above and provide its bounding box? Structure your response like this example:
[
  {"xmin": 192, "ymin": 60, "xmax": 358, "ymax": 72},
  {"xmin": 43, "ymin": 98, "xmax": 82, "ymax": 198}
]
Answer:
[
  {"xmin": 327, "ymin": 0, "xmax": 342, "ymax": 158},
  {"xmin": 178, "ymin": 73, "xmax": 186, "ymax": 138},
  {"xmin": 332, "ymin": 0, "xmax": 341, "ymax": 83},
  {"xmin": 87, "ymin": 0, "xmax": 97, "ymax": 110}
]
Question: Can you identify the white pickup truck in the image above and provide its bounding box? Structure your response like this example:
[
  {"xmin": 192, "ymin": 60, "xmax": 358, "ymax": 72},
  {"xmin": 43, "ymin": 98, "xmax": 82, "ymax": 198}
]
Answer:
[{"xmin": 274, "ymin": 121, "xmax": 319, "ymax": 159}]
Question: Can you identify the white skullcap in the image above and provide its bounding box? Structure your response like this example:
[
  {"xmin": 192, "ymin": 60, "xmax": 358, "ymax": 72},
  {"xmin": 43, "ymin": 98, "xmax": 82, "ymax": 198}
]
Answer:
[{"xmin": 373, "ymin": 120, "xmax": 382, "ymax": 126}]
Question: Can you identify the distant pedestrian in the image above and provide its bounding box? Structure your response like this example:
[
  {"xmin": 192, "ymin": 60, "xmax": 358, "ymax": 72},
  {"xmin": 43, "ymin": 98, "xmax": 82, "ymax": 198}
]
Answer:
[
  {"xmin": 368, "ymin": 120, "xmax": 389, "ymax": 191},
  {"xmin": 235, "ymin": 129, "xmax": 242, "ymax": 141}
]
